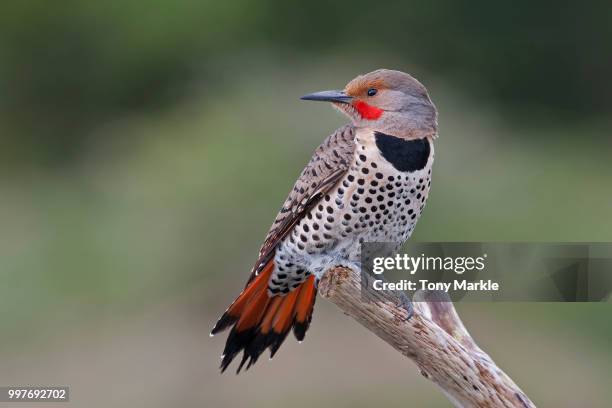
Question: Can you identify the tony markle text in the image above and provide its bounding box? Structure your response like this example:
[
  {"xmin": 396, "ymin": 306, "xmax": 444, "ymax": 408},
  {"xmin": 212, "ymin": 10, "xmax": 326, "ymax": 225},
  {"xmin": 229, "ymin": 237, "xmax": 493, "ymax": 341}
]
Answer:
[{"xmin": 372, "ymin": 279, "xmax": 500, "ymax": 292}]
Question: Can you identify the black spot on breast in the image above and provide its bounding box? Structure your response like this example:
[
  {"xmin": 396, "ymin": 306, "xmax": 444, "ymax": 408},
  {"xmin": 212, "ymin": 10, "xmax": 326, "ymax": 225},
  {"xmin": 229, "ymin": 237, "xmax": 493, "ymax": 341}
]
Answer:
[{"xmin": 374, "ymin": 132, "xmax": 430, "ymax": 172}]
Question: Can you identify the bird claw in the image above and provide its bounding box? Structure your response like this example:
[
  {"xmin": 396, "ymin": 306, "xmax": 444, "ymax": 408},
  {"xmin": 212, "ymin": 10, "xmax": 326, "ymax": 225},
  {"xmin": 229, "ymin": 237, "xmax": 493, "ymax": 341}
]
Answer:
[{"xmin": 396, "ymin": 291, "xmax": 414, "ymax": 321}]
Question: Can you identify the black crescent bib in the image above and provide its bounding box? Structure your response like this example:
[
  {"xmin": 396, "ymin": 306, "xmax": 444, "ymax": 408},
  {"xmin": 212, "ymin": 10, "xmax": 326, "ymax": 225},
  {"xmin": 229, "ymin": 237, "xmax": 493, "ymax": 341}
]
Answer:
[{"xmin": 374, "ymin": 132, "xmax": 430, "ymax": 172}]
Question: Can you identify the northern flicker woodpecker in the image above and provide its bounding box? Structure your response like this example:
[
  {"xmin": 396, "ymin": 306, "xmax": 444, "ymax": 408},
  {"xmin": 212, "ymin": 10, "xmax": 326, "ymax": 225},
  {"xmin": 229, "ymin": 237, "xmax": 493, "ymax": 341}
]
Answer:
[{"xmin": 211, "ymin": 69, "xmax": 438, "ymax": 373}]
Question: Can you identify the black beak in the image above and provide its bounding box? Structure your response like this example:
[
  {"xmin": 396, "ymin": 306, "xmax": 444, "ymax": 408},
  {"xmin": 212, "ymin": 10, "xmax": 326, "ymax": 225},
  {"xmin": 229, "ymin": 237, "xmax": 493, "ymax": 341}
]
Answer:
[{"xmin": 300, "ymin": 90, "xmax": 353, "ymax": 104}]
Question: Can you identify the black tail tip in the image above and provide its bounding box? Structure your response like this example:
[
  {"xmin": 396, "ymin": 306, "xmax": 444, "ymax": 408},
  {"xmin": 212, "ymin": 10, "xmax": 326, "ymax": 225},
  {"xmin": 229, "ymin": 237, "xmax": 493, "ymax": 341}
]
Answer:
[
  {"xmin": 211, "ymin": 313, "xmax": 237, "ymax": 336},
  {"xmin": 219, "ymin": 351, "xmax": 258, "ymax": 374}
]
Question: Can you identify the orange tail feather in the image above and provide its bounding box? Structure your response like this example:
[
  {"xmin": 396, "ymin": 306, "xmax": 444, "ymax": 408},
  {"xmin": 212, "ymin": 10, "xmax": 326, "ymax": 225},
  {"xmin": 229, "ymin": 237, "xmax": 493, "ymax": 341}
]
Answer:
[{"xmin": 211, "ymin": 260, "xmax": 317, "ymax": 373}]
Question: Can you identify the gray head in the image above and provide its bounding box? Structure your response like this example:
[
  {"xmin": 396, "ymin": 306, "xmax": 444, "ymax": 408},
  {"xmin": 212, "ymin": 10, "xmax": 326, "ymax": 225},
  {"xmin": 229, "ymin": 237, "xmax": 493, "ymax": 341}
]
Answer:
[{"xmin": 301, "ymin": 69, "xmax": 438, "ymax": 139}]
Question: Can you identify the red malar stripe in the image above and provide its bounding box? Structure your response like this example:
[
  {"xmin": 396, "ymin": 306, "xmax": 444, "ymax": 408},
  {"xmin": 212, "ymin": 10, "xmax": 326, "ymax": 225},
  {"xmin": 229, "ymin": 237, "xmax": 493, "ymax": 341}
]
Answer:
[{"xmin": 354, "ymin": 100, "xmax": 383, "ymax": 120}]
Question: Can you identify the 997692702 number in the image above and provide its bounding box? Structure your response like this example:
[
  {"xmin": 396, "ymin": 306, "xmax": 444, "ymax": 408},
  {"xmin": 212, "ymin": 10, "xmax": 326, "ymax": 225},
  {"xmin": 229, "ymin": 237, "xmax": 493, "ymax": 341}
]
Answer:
[{"xmin": 1, "ymin": 387, "xmax": 69, "ymax": 402}]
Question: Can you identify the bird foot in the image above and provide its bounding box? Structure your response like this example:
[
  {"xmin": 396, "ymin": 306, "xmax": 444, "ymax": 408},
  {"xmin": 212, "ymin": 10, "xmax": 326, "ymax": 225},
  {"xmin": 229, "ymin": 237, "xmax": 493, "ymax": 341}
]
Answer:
[{"xmin": 396, "ymin": 291, "xmax": 414, "ymax": 321}]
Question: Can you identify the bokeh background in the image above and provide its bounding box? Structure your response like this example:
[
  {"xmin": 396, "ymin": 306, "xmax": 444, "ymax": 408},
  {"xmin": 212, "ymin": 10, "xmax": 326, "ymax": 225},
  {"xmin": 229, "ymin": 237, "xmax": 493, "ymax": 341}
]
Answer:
[{"xmin": 1, "ymin": 1, "xmax": 611, "ymax": 407}]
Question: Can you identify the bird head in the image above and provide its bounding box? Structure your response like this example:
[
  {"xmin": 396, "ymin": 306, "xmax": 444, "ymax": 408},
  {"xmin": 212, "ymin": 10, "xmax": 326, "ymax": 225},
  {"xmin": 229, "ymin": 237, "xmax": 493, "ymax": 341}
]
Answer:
[{"xmin": 301, "ymin": 69, "xmax": 438, "ymax": 139}]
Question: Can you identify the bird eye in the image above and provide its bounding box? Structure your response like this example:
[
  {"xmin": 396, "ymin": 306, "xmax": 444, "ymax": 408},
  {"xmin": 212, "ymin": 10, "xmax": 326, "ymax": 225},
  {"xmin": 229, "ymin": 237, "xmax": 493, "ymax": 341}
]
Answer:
[{"xmin": 367, "ymin": 88, "xmax": 377, "ymax": 97}]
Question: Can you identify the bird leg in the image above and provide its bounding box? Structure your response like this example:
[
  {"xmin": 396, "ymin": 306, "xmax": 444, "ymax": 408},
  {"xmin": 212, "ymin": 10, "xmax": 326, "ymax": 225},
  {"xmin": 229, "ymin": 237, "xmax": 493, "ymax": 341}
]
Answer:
[
  {"xmin": 370, "ymin": 271, "xmax": 414, "ymax": 321},
  {"xmin": 396, "ymin": 289, "xmax": 414, "ymax": 321},
  {"xmin": 332, "ymin": 260, "xmax": 414, "ymax": 320},
  {"xmin": 377, "ymin": 272, "xmax": 414, "ymax": 320}
]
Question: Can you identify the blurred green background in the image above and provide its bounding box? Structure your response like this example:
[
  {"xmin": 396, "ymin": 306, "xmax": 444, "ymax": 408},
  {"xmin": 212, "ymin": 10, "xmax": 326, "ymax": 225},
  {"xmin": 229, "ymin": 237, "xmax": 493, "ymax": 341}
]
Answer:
[{"xmin": 1, "ymin": 1, "xmax": 611, "ymax": 407}]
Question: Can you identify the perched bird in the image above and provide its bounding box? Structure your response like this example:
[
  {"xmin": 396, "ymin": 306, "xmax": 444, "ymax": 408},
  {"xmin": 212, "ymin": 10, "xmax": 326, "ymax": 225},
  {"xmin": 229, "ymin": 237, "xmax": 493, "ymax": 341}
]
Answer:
[{"xmin": 211, "ymin": 69, "xmax": 438, "ymax": 373}]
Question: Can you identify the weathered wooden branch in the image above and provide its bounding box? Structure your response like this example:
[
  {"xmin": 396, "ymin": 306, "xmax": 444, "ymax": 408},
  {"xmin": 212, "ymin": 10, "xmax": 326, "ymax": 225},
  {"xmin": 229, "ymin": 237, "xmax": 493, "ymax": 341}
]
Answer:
[{"xmin": 319, "ymin": 267, "xmax": 535, "ymax": 408}]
